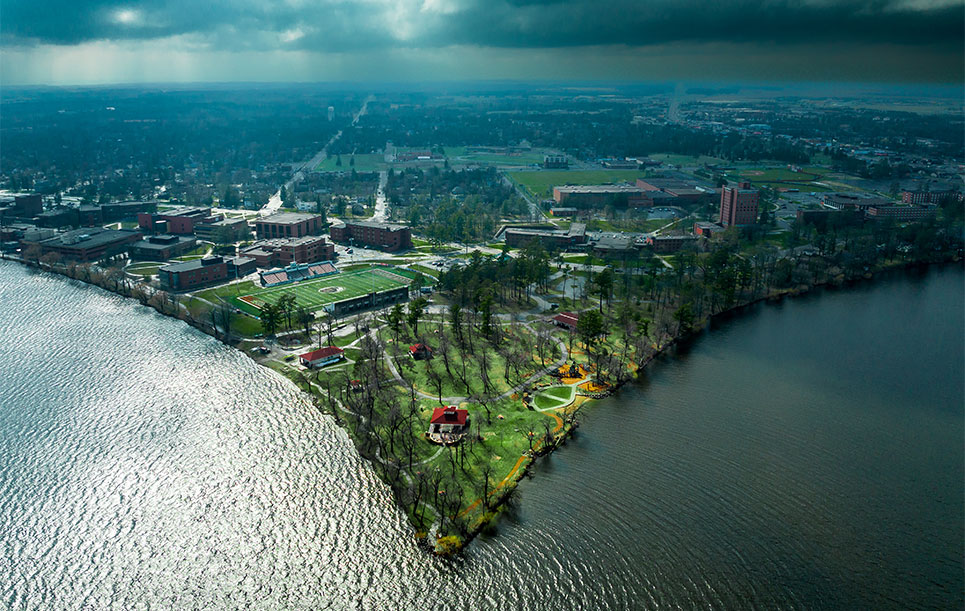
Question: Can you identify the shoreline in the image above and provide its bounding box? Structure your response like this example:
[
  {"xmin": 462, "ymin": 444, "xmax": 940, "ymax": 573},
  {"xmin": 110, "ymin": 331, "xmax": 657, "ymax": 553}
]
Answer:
[{"xmin": 3, "ymin": 252, "xmax": 961, "ymax": 554}]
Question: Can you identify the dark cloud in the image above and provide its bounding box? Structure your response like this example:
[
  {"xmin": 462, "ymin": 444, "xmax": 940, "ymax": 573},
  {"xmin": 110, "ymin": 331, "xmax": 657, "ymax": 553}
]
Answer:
[{"xmin": 1, "ymin": 0, "xmax": 961, "ymax": 52}]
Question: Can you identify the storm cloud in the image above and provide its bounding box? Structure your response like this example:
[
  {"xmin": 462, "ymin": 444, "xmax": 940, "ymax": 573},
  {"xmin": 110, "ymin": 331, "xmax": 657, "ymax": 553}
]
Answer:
[
  {"xmin": 3, "ymin": 0, "xmax": 962, "ymax": 49},
  {"xmin": 0, "ymin": 0, "xmax": 962, "ymax": 83}
]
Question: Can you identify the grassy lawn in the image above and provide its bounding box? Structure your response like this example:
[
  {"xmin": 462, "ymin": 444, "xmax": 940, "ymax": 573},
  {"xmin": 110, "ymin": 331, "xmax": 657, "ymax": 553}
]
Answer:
[
  {"xmin": 381, "ymin": 324, "xmax": 557, "ymax": 400},
  {"xmin": 315, "ymin": 153, "xmax": 385, "ymax": 173},
  {"xmin": 409, "ymin": 264, "xmax": 440, "ymax": 279},
  {"xmin": 507, "ymin": 169, "xmax": 644, "ymax": 200},
  {"xmin": 127, "ymin": 263, "xmax": 161, "ymax": 276},
  {"xmin": 533, "ymin": 385, "xmax": 574, "ymax": 410}
]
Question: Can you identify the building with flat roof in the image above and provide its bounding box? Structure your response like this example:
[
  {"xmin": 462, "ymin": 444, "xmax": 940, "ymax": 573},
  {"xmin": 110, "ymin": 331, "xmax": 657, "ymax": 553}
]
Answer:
[
  {"xmin": 552, "ymin": 184, "xmax": 647, "ymax": 208},
  {"xmin": 194, "ymin": 217, "xmax": 249, "ymax": 241},
  {"xmin": 591, "ymin": 234, "xmax": 638, "ymax": 257},
  {"xmin": 158, "ymin": 255, "xmax": 228, "ymax": 291},
  {"xmin": 329, "ymin": 220, "xmax": 412, "ymax": 252},
  {"xmin": 21, "ymin": 228, "xmax": 142, "ymax": 262},
  {"xmin": 636, "ymin": 178, "xmax": 711, "ymax": 205},
  {"xmin": 719, "ymin": 181, "xmax": 759, "ymax": 227},
  {"xmin": 138, "ymin": 206, "xmax": 216, "ymax": 235},
  {"xmin": 823, "ymin": 193, "xmax": 891, "ymax": 211},
  {"xmin": 694, "ymin": 221, "xmax": 724, "ymax": 238},
  {"xmin": 505, "ymin": 223, "xmax": 587, "ymax": 250},
  {"xmin": 0, "ymin": 194, "xmax": 43, "ymax": 221},
  {"xmin": 901, "ymin": 190, "xmax": 963, "ymax": 205},
  {"xmin": 254, "ymin": 212, "xmax": 325, "ymax": 239},
  {"xmin": 645, "ymin": 234, "xmax": 697, "ymax": 253},
  {"xmin": 240, "ymin": 235, "xmax": 335, "ymax": 268},
  {"xmin": 130, "ymin": 234, "xmax": 197, "ymax": 260},
  {"xmin": 865, "ymin": 205, "xmax": 937, "ymax": 222}
]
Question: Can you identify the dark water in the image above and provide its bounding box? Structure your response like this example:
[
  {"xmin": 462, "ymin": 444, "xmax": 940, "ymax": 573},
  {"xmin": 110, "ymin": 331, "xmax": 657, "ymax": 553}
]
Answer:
[{"xmin": 0, "ymin": 262, "xmax": 962, "ymax": 609}]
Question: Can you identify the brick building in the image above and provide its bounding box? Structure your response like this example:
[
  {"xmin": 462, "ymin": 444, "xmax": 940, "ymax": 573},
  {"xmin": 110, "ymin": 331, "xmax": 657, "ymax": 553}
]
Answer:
[
  {"xmin": 254, "ymin": 212, "xmax": 325, "ymax": 239},
  {"xmin": 693, "ymin": 221, "xmax": 724, "ymax": 238},
  {"xmin": 240, "ymin": 235, "xmax": 336, "ymax": 268},
  {"xmin": 138, "ymin": 207, "xmax": 217, "ymax": 235},
  {"xmin": 158, "ymin": 255, "xmax": 228, "ymax": 291},
  {"xmin": 719, "ymin": 181, "xmax": 759, "ymax": 227},
  {"xmin": 329, "ymin": 221, "xmax": 412, "ymax": 252},
  {"xmin": 901, "ymin": 190, "xmax": 963, "ymax": 205},
  {"xmin": 866, "ymin": 206, "xmax": 937, "ymax": 222}
]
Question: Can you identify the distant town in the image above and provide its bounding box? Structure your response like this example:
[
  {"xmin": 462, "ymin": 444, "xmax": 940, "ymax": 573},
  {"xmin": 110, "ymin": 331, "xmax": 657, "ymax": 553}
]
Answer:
[{"xmin": 2, "ymin": 84, "xmax": 962, "ymax": 553}]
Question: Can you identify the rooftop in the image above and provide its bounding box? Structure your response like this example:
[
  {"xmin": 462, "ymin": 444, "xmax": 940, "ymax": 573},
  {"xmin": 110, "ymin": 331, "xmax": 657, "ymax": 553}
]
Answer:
[
  {"xmin": 554, "ymin": 184, "xmax": 645, "ymax": 194},
  {"xmin": 34, "ymin": 228, "xmax": 141, "ymax": 249},
  {"xmin": 300, "ymin": 346, "xmax": 344, "ymax": 361},
  {"xmin": 258, "ymin": 212, "xmax": 321, "ymax": 225},
  {"xmin": 343, "ymin": 220, "xmax": 409, "ymax": 231},
  {"xmin": 429, "ymin": 407, "xmax": 468, "ymax": 426}
]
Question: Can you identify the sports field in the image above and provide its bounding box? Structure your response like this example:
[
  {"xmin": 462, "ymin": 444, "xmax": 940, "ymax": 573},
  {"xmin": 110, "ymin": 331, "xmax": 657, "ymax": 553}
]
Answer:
[{"xmin": 235, "ymin": 268, "xmax": 410, "ymax": 314}]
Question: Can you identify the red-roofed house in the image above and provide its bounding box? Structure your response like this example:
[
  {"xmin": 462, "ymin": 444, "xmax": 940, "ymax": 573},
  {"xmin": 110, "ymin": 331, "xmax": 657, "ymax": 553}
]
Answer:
[
  {"xmin": 427, "ymin": 407, "xmax": 470, "ymax": 443},
  {"xmin": 409, "ymin": 343, "xmax": 433, "ymax": 360},
  {"xmin": 552, "ymin": 312, "xmax": 580, "ymax": 331},
  {"xmin": 299, "ymin": 346, "xmax": 344, "ymax": 368}
]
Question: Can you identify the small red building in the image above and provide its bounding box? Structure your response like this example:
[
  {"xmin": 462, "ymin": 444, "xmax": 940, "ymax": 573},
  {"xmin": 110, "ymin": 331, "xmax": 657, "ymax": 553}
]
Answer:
[
  {"xmin": 552, "ymin": 312, "xmax": 579, "ymax": 331},
  {"xmin": 427, "ymin": 407, "xmax": 470, "ymax": 443},
  {"xmin": 299, "ymin": 346, "xmax": 344, "ymax": 368},
  {"xmin": 409, "ymin": 343, "xmax": 433, "ymax": 360}
]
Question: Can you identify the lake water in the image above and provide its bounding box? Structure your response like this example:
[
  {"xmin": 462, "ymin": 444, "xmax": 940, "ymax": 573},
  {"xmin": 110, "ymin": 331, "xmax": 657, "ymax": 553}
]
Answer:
[{"xmin": 0, "ymin": 261, "xmax": 961, "ymax": 609}]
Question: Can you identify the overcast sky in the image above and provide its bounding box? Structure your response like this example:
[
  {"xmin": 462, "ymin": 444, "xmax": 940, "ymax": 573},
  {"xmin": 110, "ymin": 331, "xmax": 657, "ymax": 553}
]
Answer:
[{"xmin": 1, "ymin": 0, "xmax": 962, "ymax": 85}]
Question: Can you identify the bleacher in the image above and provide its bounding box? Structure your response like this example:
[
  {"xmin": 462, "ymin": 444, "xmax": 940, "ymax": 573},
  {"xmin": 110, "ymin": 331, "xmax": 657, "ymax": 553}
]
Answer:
[{"xmin": 259, "ymin": 261, "xmax": 338, "ymax": 287}]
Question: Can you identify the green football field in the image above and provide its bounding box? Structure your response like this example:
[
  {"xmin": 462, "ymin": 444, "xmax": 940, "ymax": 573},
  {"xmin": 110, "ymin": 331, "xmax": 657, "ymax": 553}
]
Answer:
[{"xmin": 236, "ymin": 269, "xmax": 410, "ymax": 314}]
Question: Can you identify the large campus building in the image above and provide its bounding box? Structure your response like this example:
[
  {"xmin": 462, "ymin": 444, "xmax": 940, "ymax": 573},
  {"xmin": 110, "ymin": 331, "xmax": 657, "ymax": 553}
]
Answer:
[
  {"xmin": 901, "ymin": 190, "xmax": 963, "ymax": 205},
  {"xmin": 138, "ymin": 206, "xmax": 218, "ymax": 235},
  {"xmin": 719, "ymin": 181, "xmax": 759, "ymax": 227},
  {"xmin": 0, "ymin": 194, "xmax": 43, "ymax": 221},
  {"xmin": 239, "ymin": 235, "xmax": 336, "ymax": 268},
  {"xmin": 329, "ymin": 221, "xmax": 412, "ymax": 252},
  {"xmin": 21, "ymin": 227, "xmax": 142, "ymax": 262},
  {"xmin": 504, "ymin": 223, "xmax": 587, "ymax": 250},
  {"xmin": 130, "ymin": 234, "xmax": 198, "ymax": 260},
  {"xmin": 158, "ymin": 255, "xmax": 229, "ymax": 291},
  {"xmin": 254, "ymin": 212, "xmax": 325, "ymax": 239},
  {"xmin": 552, "ymin": 185, "xmax": 648, "ymax": 208}
]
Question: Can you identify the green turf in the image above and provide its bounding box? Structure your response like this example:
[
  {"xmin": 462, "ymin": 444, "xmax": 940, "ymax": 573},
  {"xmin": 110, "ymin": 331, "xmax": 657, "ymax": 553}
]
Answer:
[
  {"xmin": 315, "ymin": 153, "xmax": 385, "ymax": 173},
  {"xmin": 507, "ymin": 170, "xmax": 644, "ymax": 200},
  {"xmin": 236, "ymin": 268, "xmax": 410, "ymax": 313}
]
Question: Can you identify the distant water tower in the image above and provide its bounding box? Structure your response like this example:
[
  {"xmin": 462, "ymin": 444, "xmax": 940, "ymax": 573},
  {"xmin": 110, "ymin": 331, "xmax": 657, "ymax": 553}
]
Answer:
[{"xmin": 327, "ymin": 106, "xmax": 335, "ymax": 122}]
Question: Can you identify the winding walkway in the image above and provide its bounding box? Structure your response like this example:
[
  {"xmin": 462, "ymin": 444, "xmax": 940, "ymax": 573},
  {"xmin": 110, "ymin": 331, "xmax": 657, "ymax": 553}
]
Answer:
[{"xmin": 372, "ymin": 322, "xmax": 569, "ymax": 405}]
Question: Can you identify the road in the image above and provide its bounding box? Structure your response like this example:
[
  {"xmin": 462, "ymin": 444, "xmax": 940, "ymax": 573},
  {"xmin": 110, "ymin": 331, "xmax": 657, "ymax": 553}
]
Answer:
[
  {"xmin": 372, "ymin": 170, "xmax": 389, "ymax": 223},
  {"xmin": 260, "ymin": 95, "xmax": 374, "ymax": 217}
]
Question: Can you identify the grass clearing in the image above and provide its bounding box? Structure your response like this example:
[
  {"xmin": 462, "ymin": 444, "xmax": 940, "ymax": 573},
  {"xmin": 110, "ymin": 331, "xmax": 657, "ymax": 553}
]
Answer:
[{"xmin": 315, "ymin": 153, "xmax": 385, "ymax": 173}]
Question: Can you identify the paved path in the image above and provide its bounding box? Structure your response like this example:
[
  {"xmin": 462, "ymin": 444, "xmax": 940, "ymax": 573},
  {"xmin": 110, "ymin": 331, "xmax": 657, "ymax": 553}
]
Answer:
[{"xmin": 372, "ymin": 321, "xmax": 569, "ymax": 405}]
